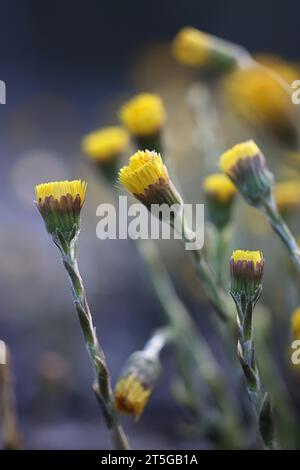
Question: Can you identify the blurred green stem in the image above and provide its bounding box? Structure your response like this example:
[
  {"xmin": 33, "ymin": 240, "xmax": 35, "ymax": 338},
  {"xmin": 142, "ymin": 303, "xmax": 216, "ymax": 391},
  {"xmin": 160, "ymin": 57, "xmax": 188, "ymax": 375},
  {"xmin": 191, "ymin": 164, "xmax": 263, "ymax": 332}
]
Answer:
[
  {"xmin": 262, "ymin": 195, "xmax": 300, "ymax": 272},
  {"xmin": 137, "ymin": 239, "xmax": 242, "ymax": 447},
  {"xmin": 54, "ymin": 232, "xmax": 129, "ymax": 450}
]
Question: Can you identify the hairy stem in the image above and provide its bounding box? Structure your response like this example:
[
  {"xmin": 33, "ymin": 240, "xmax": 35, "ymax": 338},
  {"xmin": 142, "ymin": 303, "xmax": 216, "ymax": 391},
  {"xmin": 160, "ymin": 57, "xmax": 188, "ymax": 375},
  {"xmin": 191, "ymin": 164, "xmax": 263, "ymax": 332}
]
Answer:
[{"xmin": 56, "ymin": 234, "xmax": 129, "ymax": 450}]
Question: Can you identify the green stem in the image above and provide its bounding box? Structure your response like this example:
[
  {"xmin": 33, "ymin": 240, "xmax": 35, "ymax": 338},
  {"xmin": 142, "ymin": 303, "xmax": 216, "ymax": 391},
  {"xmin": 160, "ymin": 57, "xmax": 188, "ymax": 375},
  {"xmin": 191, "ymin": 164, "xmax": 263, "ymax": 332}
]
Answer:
[
  {"xmin": 262, "ymin": 196, "xmax": 300, "ymax": 271},
  {"xmin": 55, "ymin": 234, "xmax": 129, "ymax": 450},
  {"xmin": 234, "ymin": 295, "xmax": 278, "ymax": 450},
  {"xmin": 136, "ymin": 239, "xmax": 242, "ymax": 446}
]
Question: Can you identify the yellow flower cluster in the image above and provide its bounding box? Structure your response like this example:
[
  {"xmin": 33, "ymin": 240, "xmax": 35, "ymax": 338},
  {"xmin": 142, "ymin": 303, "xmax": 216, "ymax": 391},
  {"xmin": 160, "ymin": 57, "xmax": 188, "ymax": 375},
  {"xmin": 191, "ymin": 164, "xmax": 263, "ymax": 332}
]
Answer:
[
  {"xmin": 115, "ymin": 373, "xmax": 151, "ymax": 418},
  {"xmin": 119, "ymin": 93, "xmax": 166, "ymax": 137},
  {"xmin": 219, "ymin": 140, "xmax": 260, "ymax": 175},
  {"xmin": 35, "ymin": 180, "xmax": 87, "ymax": 205},
  {"xmin": 172, "ymin": 27, "xmax": 212, "ymax": 67},
  {"xmin": 81, "ymin": 126, "xmax": 129, "ymax": 161},
  {"xmin": 203, "ymin": 173, "xmax": 236, "ymax": 204},
  {"xmin": 118, "ymin": 150, "xmax": 168, "ymax": 195}
]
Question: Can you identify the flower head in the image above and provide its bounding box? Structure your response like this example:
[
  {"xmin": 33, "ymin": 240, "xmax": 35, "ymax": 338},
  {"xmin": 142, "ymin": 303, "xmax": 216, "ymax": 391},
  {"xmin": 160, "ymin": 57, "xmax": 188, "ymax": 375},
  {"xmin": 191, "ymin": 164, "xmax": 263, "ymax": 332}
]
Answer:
[
  {"xmin": 81, "ymin": 126, "xmax": 129, "ymax": 162},
  {"xmin": 34, "ymin": 180, "xmax": 87, "ymax": 238},
  {"xmin": 223, "ymin": 56, "xmax": 298, "ymax": 140},
  {"xmin": 119, "ymin": 93, "xmax": 166, "ymax": 138},
  {"xmin": 172, "ymin": 27, "xmax": 240, "ymax": 70},
  {"xmin": 115, "ymin": 373, "xmax": 151, "ymax": 418},
  {"xmin": 118, "ymin": 150, "xmax": 182, "ymax": 209},
  {"xmin": 274, "ymin": 181, "xmax": 300, "ymax": 214},
  {"xmin": 203, "ymin": 173, "xmax": 236, "ymax": 204},
  {"xmin": 219, "ymin": 140, "xmax": 274, "ymax": 207},
  {"xmin": 230, "ymin": 250, "xmax": 264, "ymax": 299},
  {"xmin": 291, "ymin": 308, "xmax": 300, "ymax": 339},
  {"xmin": 114, "ymin": 351, "xmax": 160, "ymax": 419},
  {"xmin": 203, "ymin": 174, "xmax": 237, "ymax": 229}
]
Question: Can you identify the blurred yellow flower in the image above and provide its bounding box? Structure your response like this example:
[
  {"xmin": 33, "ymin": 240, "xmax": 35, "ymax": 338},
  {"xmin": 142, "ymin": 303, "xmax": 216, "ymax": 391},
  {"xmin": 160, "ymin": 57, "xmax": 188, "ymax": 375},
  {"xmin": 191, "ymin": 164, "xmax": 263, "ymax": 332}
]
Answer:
[
  {"xmin": 115, "ymin": 373, "xmax": 151, "ymax": 418},
  {"xmin": 203, "ymin": 173, "xmax": 237, "ymax": 204},
  {"xmin": 119, "ymin": 93, "xmax": 166, "ymax": 137},
  {"xmin": 291, "ymin": 308, "xmax": 300, "ymax": 339},
  {"xmin": 219, "ymin": 140, "xmax": 260, "ymax": 176},
  {"xmin": 275, "ymin": 181, "xmax": 300, "ymax": 213},
  {"xmin": 223, "ymin": 56, "xmax": 298, "ymax": 133},
  {"xmin": 118, "ymin": 149, "xmax": 168, "ymax": 195},
  {"xmin": 172, "ymin": 27, "xmax": 211, "ymax": 67},
  {"xmin": 81, "ymin": 126, "xmax": 129, "ymax": 161}
]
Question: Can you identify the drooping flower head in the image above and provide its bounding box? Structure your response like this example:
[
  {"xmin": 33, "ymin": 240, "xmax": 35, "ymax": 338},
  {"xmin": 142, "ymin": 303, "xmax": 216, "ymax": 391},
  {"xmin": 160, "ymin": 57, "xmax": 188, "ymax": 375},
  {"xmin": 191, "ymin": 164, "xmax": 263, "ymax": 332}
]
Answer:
[
  {"xmin": 230, "ymin": 250, "xmax": 264, "ymax": 299},
  {"xmin": 114, "ymin": 351, "xmax": 160, "ymax": 419},
  {"xmin": 118, "ymin": 150, "xmax": 182, "ymax": 210},
  {"xmin": 219, "ymin": 140, "xmax": 274, "ymax": 207},
  {"xmin": 172, "ymin": 27, "xmax": 241, "ymax": 71},
  {"xmin": 203, "ymin": 173, "xmax": 237, "ymax": 229},
  {"xmin": 34, "ymin": 180, "xmax": 87, "ymax": 239},
  {"xmin": 81, "ymin": 126, "xmax": 129, "ymax": 162},
  {"xmin": 291, "ymin": 308, "xmax": 300, "ymax": 339}
]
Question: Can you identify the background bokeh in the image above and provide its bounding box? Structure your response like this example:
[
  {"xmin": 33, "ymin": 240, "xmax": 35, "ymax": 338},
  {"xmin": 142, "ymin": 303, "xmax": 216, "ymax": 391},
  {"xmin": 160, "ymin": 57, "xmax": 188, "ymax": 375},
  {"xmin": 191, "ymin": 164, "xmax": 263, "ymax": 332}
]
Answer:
[{"xmin": 1, "ymin": 0, "xmax": 300, "ymax": 449}]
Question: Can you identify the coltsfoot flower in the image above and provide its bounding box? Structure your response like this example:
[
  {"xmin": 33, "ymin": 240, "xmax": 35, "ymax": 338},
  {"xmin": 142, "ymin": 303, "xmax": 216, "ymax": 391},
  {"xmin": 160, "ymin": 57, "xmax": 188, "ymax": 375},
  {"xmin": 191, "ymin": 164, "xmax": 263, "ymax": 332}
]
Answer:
[
  {"xmin": 230, "ymin": 250, "xmax": 264, "ymax": 299},
  {"xmin": 114, "ymin": 351, "xmax": 160, "ymax": 419},
  {"xmin": 81, "ymin": 126, "xmax": 129, "ymax": 162},
  {"xmin": 115, "ymin": 374, "xmax": 151, "ymax": 418},
  {"xmin": 275, "ymin": 181, "xmax": 300, "ymax": 214},
  {"xmin": 219, "ymin": 140, "xmax": 273, "ymax": 207},
  {"xmin": 223, "ymin": 59, "xmax": 297, "ymax": 141},
  {"xmin": 291, "ymin": 308, "xmax": 300, "ymax": 339},
  {"xmin": 172, "ymin": 27, "xmax": 242, "ymax": 71},
  {"xmin": 119, "ymin": 93, "xmax": 165, "ymax": 138},
  {"xmin": 34, "ymin": 180, "xmax": 87, "ymax": 238},
  {"xmin": 118, "ymin": 150, "xmax": 182, "ymax": 210},
  {"xmin": 203, "ymin": 173, "xmax": 237, "ymax": 229}
]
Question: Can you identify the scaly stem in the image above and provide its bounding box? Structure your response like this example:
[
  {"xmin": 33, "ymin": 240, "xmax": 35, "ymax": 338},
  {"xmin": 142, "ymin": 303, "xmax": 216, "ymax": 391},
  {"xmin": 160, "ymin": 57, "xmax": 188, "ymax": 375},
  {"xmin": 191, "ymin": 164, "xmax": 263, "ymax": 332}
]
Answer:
[
  {"xmin": 54, "ymin": 233, "xmax": 129, "ymax": 450},
  {"xmin": 262, "ymin": 196, "xmax": 300, "ymax": 272},
  {"xmin": 233, "ymin": 293, "xmax": 277, "ymax": 450}
]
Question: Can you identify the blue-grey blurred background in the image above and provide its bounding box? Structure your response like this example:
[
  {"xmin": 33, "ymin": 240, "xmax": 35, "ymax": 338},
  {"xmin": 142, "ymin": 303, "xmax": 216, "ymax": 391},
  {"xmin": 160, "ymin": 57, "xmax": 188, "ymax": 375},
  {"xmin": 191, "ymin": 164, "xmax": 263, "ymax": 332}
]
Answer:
[{"xmin": 1, "ymin": 0, "xmax": 300, "ymax": 450}]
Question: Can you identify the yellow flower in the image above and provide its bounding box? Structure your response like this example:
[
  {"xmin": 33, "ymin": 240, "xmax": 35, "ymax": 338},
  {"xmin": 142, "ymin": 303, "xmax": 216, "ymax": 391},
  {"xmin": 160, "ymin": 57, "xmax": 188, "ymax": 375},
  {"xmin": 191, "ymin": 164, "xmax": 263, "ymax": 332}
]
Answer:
[
  {"xmin": 219, "ymin": 140, "xmax": 260, "ymax": 175},
  {"xmin": 274, "ymin": 181, "xmax": 300, "ymax": 213},
  {"xmin": 81, "ymin": 126, "xmax": 129, "ymax": 162},
  {"xmin": 291, "ymin": 308, "xmax": 300, "ymax": 339},
  {"xmin": 223, "ymin": 57, "xmax": 298, "ymax": 134},
  {"xmin": 34, "ymin": 180, "xmax": 87, "ymax": 236},
  {"xmin": 35, "ymin": 180, "xmax": 87, "ymax": 205},
  {"xmin": 203, "ymin": 173, "xmax": 237, "ymax": 204},
  {"xmin": 172, "ymin": 27, "xmax": 212, "ymax": 67},
  {"xmin": 119, "ymin": 93, "xmax": 166, "ymax": 137},
  {"xmin": 118, "ymin": 150, "xmax": 168, "ymax": 195},
  {"xmin": 230, "ymin": 250, "xmax": 264, "ymax": 298},
  {"xmin": 114, "ymin": 373, "xmax": 151, "ymax": 418},
  {"xmin": 118, "ymin": 150, "xmax": 182, "ymax": 209},
  {"xmin": 231, "ymin": 250, "xmax": 263, "ymax": 265}
]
